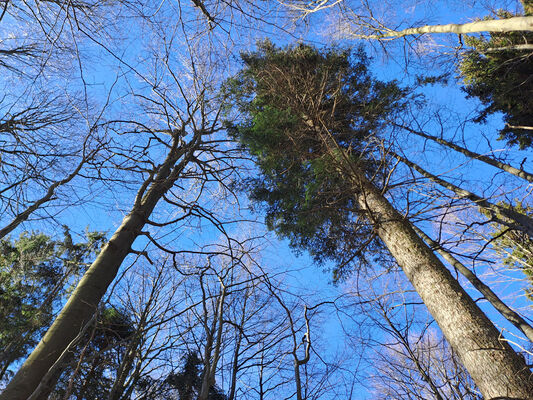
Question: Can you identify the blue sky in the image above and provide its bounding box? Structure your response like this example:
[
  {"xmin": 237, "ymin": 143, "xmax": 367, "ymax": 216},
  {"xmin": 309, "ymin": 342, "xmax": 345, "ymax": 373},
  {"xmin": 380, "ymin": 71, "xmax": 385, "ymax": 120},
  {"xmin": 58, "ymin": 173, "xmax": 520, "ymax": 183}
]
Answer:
[{"xmin": 1, "ymin": 1, "xmax": 531, "ymax": 398}]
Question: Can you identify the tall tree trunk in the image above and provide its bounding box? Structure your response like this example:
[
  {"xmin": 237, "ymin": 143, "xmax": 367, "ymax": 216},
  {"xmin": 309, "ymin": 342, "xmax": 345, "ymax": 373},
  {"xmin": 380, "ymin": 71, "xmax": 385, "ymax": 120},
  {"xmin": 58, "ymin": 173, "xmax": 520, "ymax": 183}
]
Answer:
[
  {"xmin": 349, "ymin": 167, "xmax": 533, "ymax": 399},
  {"xmin": 28, "ymin": 313, "xmax": 98, "ymax": 400},
  {"xmin": 198, "ymin": 284, "xmax": 226, "ymax": 400},
  {"xmin": 0, "ymin": 134, "xmax": 199, "ymax": 400},
  {"xmin": 107, "ymin": 270, "xmax": 160, "ymax": 400},
  {"xmin": 227, "ymin": 292, "xmax": 248, "ymax": 400},
  {"xmin": 106, "ymin": 331, "xmax": 140, "ymax": 400}
]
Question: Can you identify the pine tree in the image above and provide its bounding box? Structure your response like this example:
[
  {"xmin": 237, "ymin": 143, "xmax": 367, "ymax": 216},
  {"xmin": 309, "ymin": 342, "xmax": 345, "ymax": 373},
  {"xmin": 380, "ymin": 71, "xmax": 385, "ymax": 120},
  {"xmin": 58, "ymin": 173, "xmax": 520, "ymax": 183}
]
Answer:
[{"xmin": 225, "ymin": 42, "xmax": 533, "ymax": 398}]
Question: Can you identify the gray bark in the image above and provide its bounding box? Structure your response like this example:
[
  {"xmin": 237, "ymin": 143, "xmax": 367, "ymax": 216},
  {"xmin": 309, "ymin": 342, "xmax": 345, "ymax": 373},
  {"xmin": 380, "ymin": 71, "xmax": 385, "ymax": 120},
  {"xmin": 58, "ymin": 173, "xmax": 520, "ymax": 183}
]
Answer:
[
  {"xmin": 393, "ymin": 151, "xmax": 533, "ymax": 238},
  {"xmin": 0, "ymin": 133, "xmax": 199, "ymax": 400},
  {"xmin": 396, "ymin": 124, "xmax": 533, "ymax": 183},
  {"xmin": 349, "ymin": 168, "xmax": 533, "ymax": 399}
]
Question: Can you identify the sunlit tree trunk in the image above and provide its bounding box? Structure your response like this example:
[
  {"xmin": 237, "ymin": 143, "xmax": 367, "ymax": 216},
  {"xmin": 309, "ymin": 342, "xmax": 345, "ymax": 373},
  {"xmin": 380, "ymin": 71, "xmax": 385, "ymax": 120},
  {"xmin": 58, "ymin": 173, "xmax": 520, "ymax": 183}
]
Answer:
[
  {"xmin": 413, "ymin": 225, "xmax": 533, "ymax": 342},
  {"xmin": 395, "ymin": 123, "xmax": 533, "ymax": 183},
  {"xmin": 347, "ymin": 165, "xmax": 533, "ymax": 399},
  {"xmin": 392, "ymin": 151, "xmax": 533, "ymax": 237},
  {"xmin": 0, "ymin": 133, "xmax": 200, "ymax": 400}
]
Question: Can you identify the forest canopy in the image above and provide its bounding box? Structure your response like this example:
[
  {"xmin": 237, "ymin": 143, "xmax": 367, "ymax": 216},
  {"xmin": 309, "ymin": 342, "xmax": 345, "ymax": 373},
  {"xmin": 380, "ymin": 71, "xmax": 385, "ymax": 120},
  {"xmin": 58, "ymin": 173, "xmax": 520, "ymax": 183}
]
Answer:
[{"xmin": 0, "ymin": 1, "xmax": 532, "ymax": 399}]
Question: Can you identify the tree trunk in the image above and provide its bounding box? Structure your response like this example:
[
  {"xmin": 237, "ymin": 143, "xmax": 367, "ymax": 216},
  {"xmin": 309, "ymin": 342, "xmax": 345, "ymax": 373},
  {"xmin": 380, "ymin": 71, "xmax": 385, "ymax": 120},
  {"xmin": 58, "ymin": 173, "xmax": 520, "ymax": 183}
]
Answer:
[
  {"xmin": 198, "ymin": 284, "xmax": 226, "ymax": 400},
  {"xmin": 28, "ymin": 313, "xmax": 98, "ymax": 400},
  {"xmin": 350, "ymin": 169, "xmax": 533, "ymax": 399},
  {"xmin": 0, "ymin": 135, "xmax": 198, "ymax": 400},
  {"xmin": 227, "ymin": 293, "xmax": 248, "ymax": 400},
  {"xmin": 393, "ymin": 151, "xmax": 533, "ymax": 238},
  {"xmin": 106, "ymin": 333, "xmax": 139, "ymax": 400},
  {"xmin": 353, "ymin": 16, "xmax": 533, "ymax": 40}
]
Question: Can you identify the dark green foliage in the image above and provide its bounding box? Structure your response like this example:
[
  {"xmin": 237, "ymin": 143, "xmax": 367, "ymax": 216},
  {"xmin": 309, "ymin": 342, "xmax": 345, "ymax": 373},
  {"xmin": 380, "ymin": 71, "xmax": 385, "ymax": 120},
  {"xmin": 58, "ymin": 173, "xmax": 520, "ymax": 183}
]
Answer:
[
  {"xmin": 0, "ymin": 229, "xmax": 105, "ymax": 381},
  {"xmin": 49, "ymin": 307, "xmax": 135, "ymax": 400},
  {"xmin": 166, "ymin": 352, "xmax": 203, "ymax": 400},
  {"xmin": 167, "ymin": 352, "xmax": 226, "ymax": 400},
  {"xmin": 459, "ymin": 11, "xmax": 533, "ymax": 148},
  {"xmin": 225, "ymin": 42, "xmax": 407, "ymax": 280}
]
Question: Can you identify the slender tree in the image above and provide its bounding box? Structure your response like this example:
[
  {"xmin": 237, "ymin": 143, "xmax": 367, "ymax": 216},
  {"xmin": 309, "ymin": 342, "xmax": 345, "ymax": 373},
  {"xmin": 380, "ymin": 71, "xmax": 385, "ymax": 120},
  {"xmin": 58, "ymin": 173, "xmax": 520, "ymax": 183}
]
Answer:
[
  {"xmin": 393, "ymin": 123, "xmax": 533, "ymax": 182},
  {"xmin": 277, "ymin": 0, "xmax": 533, "ymax": 39},
  {"xmin": 390, "ymin": 150, "xmax": 533, "ymax": 237}
]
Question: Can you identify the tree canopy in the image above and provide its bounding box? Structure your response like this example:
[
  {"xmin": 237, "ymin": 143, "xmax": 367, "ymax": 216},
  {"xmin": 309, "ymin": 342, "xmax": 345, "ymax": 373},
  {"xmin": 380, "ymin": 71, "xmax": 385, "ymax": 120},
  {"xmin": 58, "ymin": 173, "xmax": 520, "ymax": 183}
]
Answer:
[
  {"xmin": 1, "ymin": 0, "xmax": 533, "ymax": 398},
  {"xmin": 225, "ymin": 41, "xmax": 533, "ymax": 399},
  {"xmin": 226, "ymin": 42, "xmax": 407, "ymax": 279}
]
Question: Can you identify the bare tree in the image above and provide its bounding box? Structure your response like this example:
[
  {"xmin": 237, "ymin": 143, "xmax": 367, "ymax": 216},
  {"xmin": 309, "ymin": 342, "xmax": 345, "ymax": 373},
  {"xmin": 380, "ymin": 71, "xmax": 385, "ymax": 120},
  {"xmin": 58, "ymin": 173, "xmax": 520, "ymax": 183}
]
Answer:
[{"xmin": 0, "ymin": 55, "xmax": 233, "ymax": 399}]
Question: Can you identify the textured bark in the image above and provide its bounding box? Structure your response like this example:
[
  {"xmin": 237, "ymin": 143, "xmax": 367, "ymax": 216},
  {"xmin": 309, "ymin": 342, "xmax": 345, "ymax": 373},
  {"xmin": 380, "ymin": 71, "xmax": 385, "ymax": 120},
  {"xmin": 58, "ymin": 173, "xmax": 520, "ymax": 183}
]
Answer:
[
  {"xmin": 350, "ymin": 170, "xmax": 533, "ymax": 399},
  {"xmin": 352, "ymin": 16, "xmax": 533, "ymax": 40},
  {"xmin": 0, "ymin": 135, "xmax": 198, "ymax": 400},
  {"xmin": 413, "ymin": 225, "xmax": 533, "ymax": 343}
]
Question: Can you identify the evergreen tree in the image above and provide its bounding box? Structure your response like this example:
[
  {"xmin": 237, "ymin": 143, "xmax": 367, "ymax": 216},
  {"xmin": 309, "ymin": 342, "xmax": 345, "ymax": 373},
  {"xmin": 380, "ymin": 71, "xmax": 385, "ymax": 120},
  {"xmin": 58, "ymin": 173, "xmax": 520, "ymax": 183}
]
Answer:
[
  {"xmin": 225, "ymin": 42, "xmax": 533, "ymax": 398},
  {"xmin": 459, "ymin": 6, "xmax": 533, "ymax": 148},
  {"xmin": 0, "ymin": 230, "xmax": 105, "ymax": 382},
  {"xmin": 225, "ymin": 42, "xmax": 406, "ymax": 280},
  {"xmin": 167, "ymin": 351, "xmax": 226, "ymax": 400}
]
